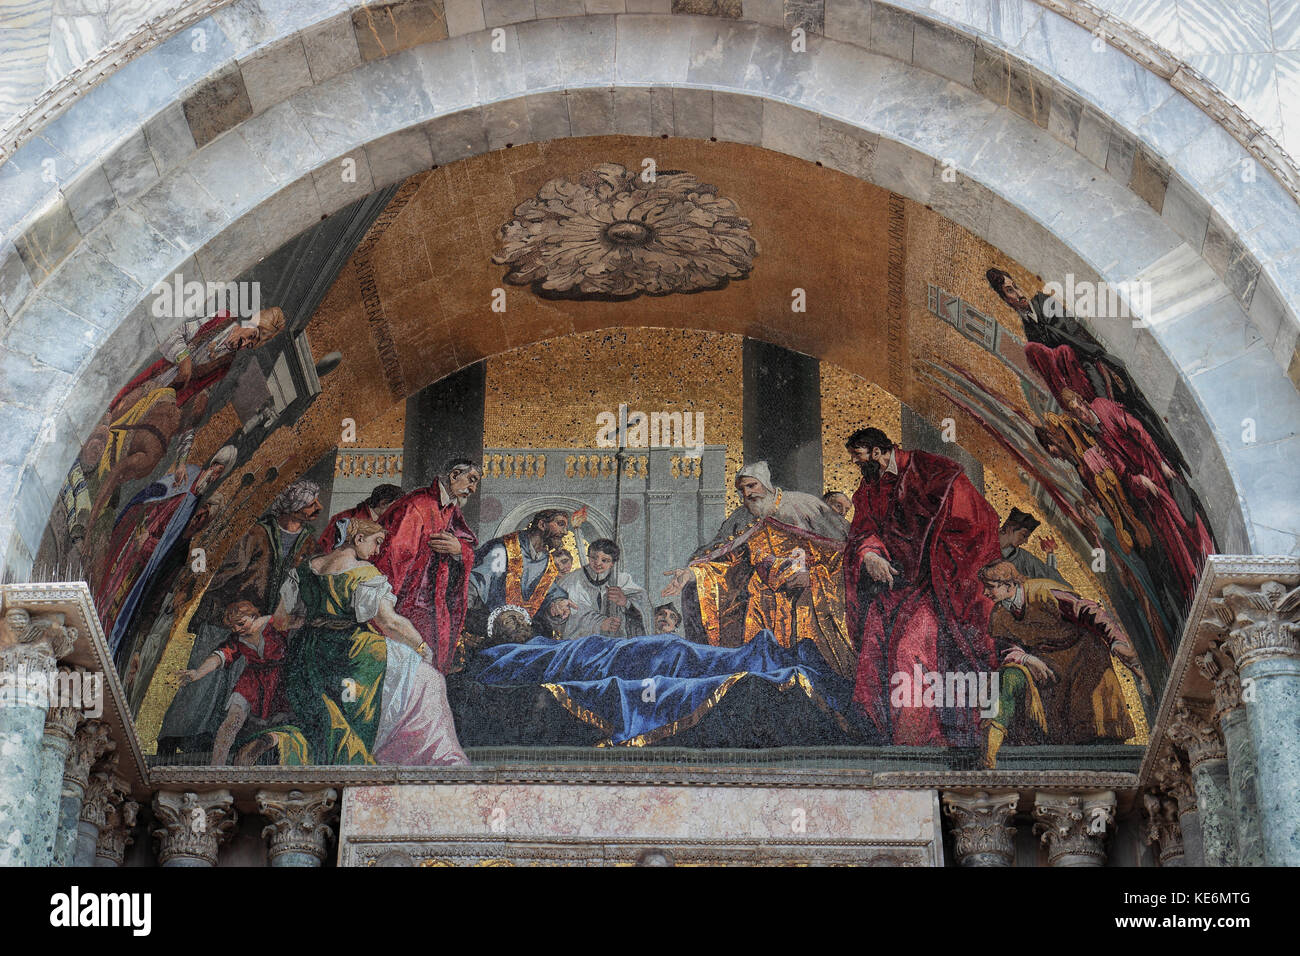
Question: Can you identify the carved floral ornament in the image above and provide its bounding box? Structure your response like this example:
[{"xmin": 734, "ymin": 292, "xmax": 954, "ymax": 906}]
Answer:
[
  {"xmin": 1207, "ymin": 581, "xmax": 1300, "ymax": 669},
  {"xmin": 493, "ymin": 163, "xmax": 759, "ymax": 300}
]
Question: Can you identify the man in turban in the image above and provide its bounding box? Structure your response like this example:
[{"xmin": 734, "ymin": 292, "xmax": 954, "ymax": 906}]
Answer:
[
  {"xmin": 156, "ymin": 478, "xmax": 322, "ymax": 757},
  {"xmin": 661, "ymin": 461, "xmax": 855, "ymax": 678}
]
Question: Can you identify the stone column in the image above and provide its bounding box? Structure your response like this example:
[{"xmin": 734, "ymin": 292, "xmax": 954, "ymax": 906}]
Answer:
[
  {"xmin": 95, "ymin": 796, "xmax": 139, "ymax": 867},
  {"xmin": 257, "ymin": 788, "xmax": 338, "ymax": 867},
  {"xmin": 1214, "ymin": 581, "xmax": 1300, "ymax": 866},
  {"xmin": 76, "ymin": 770, "xmax": 130, "ymax": 866},
  {"xmin": 1166, "ymin": 702, "xmax": 1236, "ymax": 866},
  {"xmin": 54, "ymin": 719, "xmax": 113, "ymax": 865},
  {"xmin": 153, "ymin": 790, "xmax": 237, "ymax": 866},
  {"xmin": 31, "ymin": 700, "xmax": 82, "ymax": 865},
  {"xmin": 1150, "ymin": 746, "xmax": 1203, "ymax": 865},
  {"xmin": 1196, "ymin": 643, "xmax": 1265, "ymax": 866},
  {"xmin": 1141, "ymin": 789, "xmax": 1184, "ymax": 866},
  {"xmin": 941, "ymin": 790, "xmax": 1019, "ymax": 866},
  {"xmin": 1032, "ymin": 791, "xmax": 1116, "ymax": 866},
  {"xmin": 0, "ymin": 607, "xmax": 75, "ymax": 866}
]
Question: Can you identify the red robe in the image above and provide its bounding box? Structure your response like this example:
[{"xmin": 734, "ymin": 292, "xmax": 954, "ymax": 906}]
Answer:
[
  {"xmin": 373, "ymin": 479, "xmax": 477, "ymax": 673},
  {"xmin": 846, "ymin": 450, "xmax": 1002, "ymax": 746},
  {"xmin": 1086, "ymin": 397, "xmax": 1212, "ymax": 599},
  {"xmin": 217, "ymin": 622, "xmax": 288, "ymax": 721},
  {"xmin": 110, "ymin": 312, "xmax": 236, "ymax": 414}
]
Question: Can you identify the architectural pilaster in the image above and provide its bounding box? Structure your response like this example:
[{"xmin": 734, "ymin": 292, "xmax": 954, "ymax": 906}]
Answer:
[
  {"xmin": 940, "ymin": 791, "xmax": 1019, "ymax": 867},
  {"xmin": 1212, "ymin": 580, "xmax": 1300, "ymax": 866},
  {"xmin": 1166, "ymin": 701, "xmax": 1236, "ymax": 866},
  {"xmin": 1031, "ymin": 791, "xmax": 1116, "ymax": 866},
  {"xmin": 256, "ymin": 788, "xmax": 338, "ymax": 867},
  {"xmin": 1196, "ymin": 643, "xmax": 1264, "ymax": 865},
  {"xmin": 54, "ymin": 719, "xmax": 113, "ymax": 865},
  {"xmin": 77, "ymin": 769, "xmax": 130, "ymax": 866},
  {"xmin": 0, "ymin": 605, "xmax": 75, "ymax": 866},
  {"xmin": 152, "ymin": 790, "xmax": 237, "ymax": 866}
]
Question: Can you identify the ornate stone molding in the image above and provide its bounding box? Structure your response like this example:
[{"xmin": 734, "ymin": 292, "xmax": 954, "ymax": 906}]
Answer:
[
  {"xmin": 1032, "ymin": 791, "xmax": 1117, "ymax": 866},
  {"xmin": 152, "ymin": 790, "xmax": 237, "ymax": 866},
  {"xmin": 79, "ymin": 770, "xmax": 130, "ymax": 830},
  {"xmin": 1167, "ymin": 702, "xmax": 1227, "ymax": 769},
  {"xmin": 64, "ymin": 720, "xmax": 114, "ymax": 795},
  {"xmin": 1142, "ymin": 789, "xmax": 1184, "ymax": 865},
  {"xmin": 96, "ymin": 799, "xmax": 140, "ymax": 866},
  {"xmin": 1, "ymin": 606, "xmax": 77, "ymax": 705},
  {"xmin": 1211, "ymin": 581, "xmax": 1300, "ymax": 670},
  {"xmin": 941, "ymin": 791, "xmax": 1019, "ymax": 867},
  {"xmin": 1150, "ymin": 746, "xmax": 1197, "ymax": 815},
  {"xmin": 257, "ymin": 788, "xmax": 338, "ymax": 864},
  {"xmin": 1194, "ymin": 642, "xmax": 1243, "ymax": 722}
]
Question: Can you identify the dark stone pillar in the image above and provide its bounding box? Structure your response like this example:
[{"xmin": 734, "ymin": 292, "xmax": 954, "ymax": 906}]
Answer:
[
  {"xmin": 742, "ymin": 339, "xmax": 822, "ymax": 495},
  {"xmin": 404, "ymin": 361, "xmax": 486, "ymax": 532}
]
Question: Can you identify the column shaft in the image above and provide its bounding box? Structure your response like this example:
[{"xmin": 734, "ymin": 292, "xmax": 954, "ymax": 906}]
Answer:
[
  {"xmin": 1239, "ymin": 656, "xmax": 1300, "ymax": 865},
  {"xmin": 1220, "ymin": 707, "xmax": 1265, "ymax": 866},
  {"xmin": 0, "ymin": 657, "xmax": 52, "ymax": 866}
]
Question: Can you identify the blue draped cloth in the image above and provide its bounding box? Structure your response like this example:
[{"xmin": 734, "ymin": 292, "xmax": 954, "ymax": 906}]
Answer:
[{"xmin": 467, "ymin": 630, "xmax": 856, "ymax": 746}]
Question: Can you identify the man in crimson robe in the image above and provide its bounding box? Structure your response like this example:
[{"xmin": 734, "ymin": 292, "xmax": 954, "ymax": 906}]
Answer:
[
  {"xmin": 319, "ymin": 483, "xmax": 404, "ymax": 553},
  {"xmin": 844, "ymin": 428, "xmax": 1003, "ymax": 746},
  {"xmin": 1060, "ymin": 390, "xmax": 1213, "ymax": 602},
  {"xmin": 373, "ymin": 459, "xmax": 481, "ymax": 673}
]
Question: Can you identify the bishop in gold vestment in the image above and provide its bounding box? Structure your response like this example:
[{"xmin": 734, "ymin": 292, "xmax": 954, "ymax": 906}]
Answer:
[{"xmin": 663, "ymin": 462, "xmax": 855, "ymax": 679}]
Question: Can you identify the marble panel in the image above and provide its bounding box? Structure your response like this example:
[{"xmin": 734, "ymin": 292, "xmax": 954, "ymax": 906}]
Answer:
[
  {"xmin": 240, "ymin": 38, "xmax": 315, "ymax": 115},
  {"xmin": 60, "ymin": 164, "xmax": 117, "ymax": 235},
  {"xmin": 100, "ymin": 130, "xmax": 160, "ymax": 204},
  {"xmin": 302, "ymin": 14, "xmax": 364, "ymax": 84},
  {"xmin": 352, "ymin": 0, "xmax": 450, "ymax": 61}
]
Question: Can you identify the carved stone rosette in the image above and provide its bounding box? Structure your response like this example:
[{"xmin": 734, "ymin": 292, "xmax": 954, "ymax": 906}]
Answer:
[
  {"xmin": 941, "ymin": 791, "xmax": 1020, "ymax": 866},
  {"xmin": 96, "ymin": 799, "xmax": 140, "ymax": 867},
  {"xmin": 1032, "ymin": 791, "xmax": 1116, "ymax": 866},
  {"xmin": 1142, "ymin": 789, "xmax": 1184, "ymax": 866},
  {"xmin": 153, "ymin": 790, "xmax": 237, "ymax": 866},
  {"xmin": 256, "ymin": 788, "xmax": 338, "ymax": 866}
]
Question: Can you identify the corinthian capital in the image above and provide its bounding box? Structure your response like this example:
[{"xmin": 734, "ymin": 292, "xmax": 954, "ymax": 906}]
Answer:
[
  {"xmin": 1194, "ymin": 642, "xmax": 1243, "ymax": 722},
  {"xmin": 80, "ymin": 770, "xmax": 130, "ymax": 829},
  {"xmin": 941, "ymin": 791, "xmax": 1019, "ymax": 866},
  {"xmin": 96, "ymin": 799, "xmax": 140, "ymax": 866},
  {"xmin": 1150, "ymin": 745, "xmax": 1197, "ymax": 814},
  {"xmin": 256, "ymin": 788, "xmax": 338, "ymax": 863},
  {"xmin": 1032, "ymin": 791, "xmax": 1116, "ymax": 866},
  {"xmin": 1167, "ymin": 702, "xmax": 1227, "ymax": 768},
  {"xmin": 1, "ymin": 607, "xmax": 77, "ymax": 703},
  {"xmin": 1142, "ymin": 789, "xmax": 1183, "ymax": 864},
  {"xmin": 152, "ymin": 790, "xmax": 237, "ymax": 866},
  {"xmin": 64, "ymin": 719, "xmax": 115, "ymax": 794},
  {"xmin": 1211, "ymin": 581, "xmax": 1300, "ymax": 669}
]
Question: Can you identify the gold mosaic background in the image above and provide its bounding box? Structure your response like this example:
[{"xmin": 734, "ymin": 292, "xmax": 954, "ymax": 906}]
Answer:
[{"xmin": 119, "ymin": 136, "xmax": 1157, "ymax": 749}]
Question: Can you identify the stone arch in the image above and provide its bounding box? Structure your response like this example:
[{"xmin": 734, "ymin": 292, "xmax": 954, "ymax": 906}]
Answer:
[{"xmin": 2, "ymin": 11, "xmax": 1298, "ymax": 574}]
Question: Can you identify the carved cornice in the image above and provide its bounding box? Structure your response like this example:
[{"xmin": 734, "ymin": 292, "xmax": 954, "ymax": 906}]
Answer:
[
  {"xmin": 1032, "ymin": 791, "xmax": 1117, "ymax": 866},
  {"xmin": 256, "ymin": 788, "xmax": 338, "ymax": 863},
  {"xmin": 1140, "ymin": 558, "xmax": 1300, "ymax": 788},
  {"xmin": 152, "ymin": 790, "xmax": 237, "ymax": 866},
  {"xmin": 941, "ymin": 790, "xmax": 1019, "ymax": 866},
  {"xmin": 1166, "ymin": 702, "xmax": 1227, "ymax": 769}
]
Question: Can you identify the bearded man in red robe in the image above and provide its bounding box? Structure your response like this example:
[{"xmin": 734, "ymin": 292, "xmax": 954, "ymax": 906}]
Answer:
[
  {"xmin": 844, "ymin": 428, "xmax": 1003, "ymax": 746},
  {"xmin": 374, "ymin": 459, "xmax": 481, "ymax": 673}
]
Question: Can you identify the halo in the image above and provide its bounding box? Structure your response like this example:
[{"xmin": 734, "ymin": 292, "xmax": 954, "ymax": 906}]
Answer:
[{"xmin": 487, "ymin": 604, "xmax": 530, "ymax": 641}]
